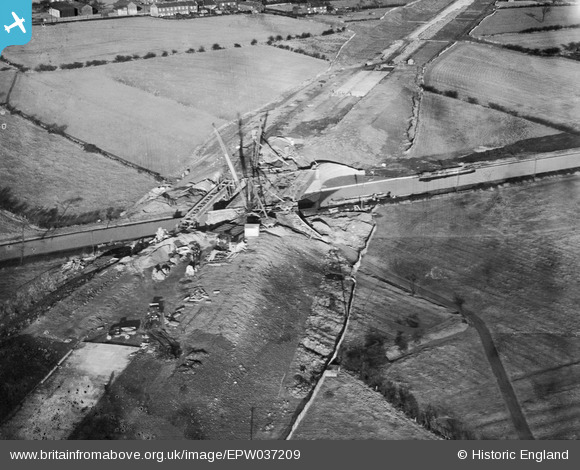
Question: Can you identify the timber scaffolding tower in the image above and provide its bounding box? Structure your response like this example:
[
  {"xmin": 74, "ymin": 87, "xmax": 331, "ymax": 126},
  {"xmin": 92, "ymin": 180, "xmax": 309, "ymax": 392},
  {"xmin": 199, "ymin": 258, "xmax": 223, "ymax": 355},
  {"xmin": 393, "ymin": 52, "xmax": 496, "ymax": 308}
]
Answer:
[{"xmin": 179, "ymin": 117, "xmax": 271, "ymax": 230}]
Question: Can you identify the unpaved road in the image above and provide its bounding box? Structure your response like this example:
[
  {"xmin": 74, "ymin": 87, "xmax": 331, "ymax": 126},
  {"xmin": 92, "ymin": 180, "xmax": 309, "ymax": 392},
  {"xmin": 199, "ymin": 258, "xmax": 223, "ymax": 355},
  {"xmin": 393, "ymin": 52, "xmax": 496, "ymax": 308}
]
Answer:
[{"xmin": 460, "ymin": 307, "xmax": 535, "ymax": 439}]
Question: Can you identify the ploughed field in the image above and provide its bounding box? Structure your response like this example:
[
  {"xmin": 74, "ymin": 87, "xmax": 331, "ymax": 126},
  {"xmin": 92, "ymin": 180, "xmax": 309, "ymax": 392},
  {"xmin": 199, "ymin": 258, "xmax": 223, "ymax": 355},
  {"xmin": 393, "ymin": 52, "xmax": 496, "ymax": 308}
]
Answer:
[
  {"xmin": 3, "ymin": 15, "xmax": 328, "ymax": 69},
  {"xmin": 8, "ymin": 47, "xmax": 327, "ymax": 176},
  {"xmin": 346, "ymin": 175, "xmax": 580, "ymax": 439},
  {"xmin": 472, "ymin": 5, "xmax": 580, "ymax": 36},
  {"xmin": 423, "ymin": 42, "xmax": 580, "ymax": 131}
]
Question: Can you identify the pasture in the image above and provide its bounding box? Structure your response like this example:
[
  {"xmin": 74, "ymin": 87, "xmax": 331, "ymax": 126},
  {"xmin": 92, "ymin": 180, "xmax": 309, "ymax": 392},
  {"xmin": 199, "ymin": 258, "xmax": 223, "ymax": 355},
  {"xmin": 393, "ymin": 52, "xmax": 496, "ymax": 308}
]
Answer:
[
  {"xmin": 357, "ymin": 175, "xmax": 580, "ymax": 438},
  {"xmin": 9, "ymin": 47, "xmax": 326, "ymax": 176},
  {"xmin": 0, "ymin": 69, "xmax": 16, "ymax": 102},
  {"xmin": 3, "ymin": 15, "xmax": 328, "ymax": 69},
  {"xmin": 292, "ymin": 371, "xmax": 439, "ymax": 439},
  {"xmin": 0, "ymin": 111, "xmax": 157, "ymax": 217},
  {"xmin": 472, "ymin": 5, "xmax": 580, "ymax": 36},
  {"xmin": 408, "ymin": 92, "xmax": 558, "ymax": 159},
  {"xmin": 423, "ymin": 42, "xmax": 580, "ymax": 131},
  {"xmin": 486, "ymin": 29, "xmax": 580, "ymax": 50}
]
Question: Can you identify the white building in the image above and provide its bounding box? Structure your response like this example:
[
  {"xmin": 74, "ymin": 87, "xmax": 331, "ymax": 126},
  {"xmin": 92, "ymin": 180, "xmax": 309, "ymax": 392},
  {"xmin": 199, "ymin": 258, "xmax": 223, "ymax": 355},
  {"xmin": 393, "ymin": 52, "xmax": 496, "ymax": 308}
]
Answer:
[{"xmin": 150, "ymin": 1, "xmax": 199, "ymax": 16}]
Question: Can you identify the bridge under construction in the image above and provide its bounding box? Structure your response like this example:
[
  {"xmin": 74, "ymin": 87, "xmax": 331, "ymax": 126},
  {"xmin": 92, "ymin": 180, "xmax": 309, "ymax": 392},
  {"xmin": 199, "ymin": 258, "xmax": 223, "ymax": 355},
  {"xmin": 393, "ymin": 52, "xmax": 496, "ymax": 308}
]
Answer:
[{"xmin": 1, "ymin": 149, "xmax": 579, "ymax": 263}]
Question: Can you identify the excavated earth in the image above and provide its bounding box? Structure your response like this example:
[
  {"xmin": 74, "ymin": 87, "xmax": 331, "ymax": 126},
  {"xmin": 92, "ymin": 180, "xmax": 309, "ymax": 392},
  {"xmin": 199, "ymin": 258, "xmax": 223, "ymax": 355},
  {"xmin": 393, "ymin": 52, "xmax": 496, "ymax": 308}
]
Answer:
[{"xmin": 0, "ymin": 213, "xmax": 376, "ymax": 440}]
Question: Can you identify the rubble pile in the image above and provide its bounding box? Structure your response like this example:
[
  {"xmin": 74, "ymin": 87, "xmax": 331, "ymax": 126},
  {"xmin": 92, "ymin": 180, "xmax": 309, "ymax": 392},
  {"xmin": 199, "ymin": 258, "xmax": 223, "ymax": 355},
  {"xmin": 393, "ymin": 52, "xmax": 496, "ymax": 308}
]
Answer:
[
  {"xmin": 288, "ymin": 250, "xmax": 355, "ymax": 397},
  {"xmin": 310, "ymin": 212, "xmax": 374, "ymax": 252},
  {"xmin": 178, "ymin": 348, "xmax": 210, "ymax": 374},
  {"xmin": 105, "ymin": 318, "xmax": 141, "ymax": 344},
  {"xmin": 123, "ymin": 229, "xmax": 208, "ymax": 279},
  {"xmin": 165, "ymin": 305, "xmax": 185, "ymax": 328},
  {"xmin": 205, "ymin": 240, "xmax": 247, "ymax": 264},
  {"xmin": 184, "ymin": 286, "xmax": 210, "ymax": 304},
  {"xmin": 60, "ymin": 257, "xmax": 86, "ymax": 273}
]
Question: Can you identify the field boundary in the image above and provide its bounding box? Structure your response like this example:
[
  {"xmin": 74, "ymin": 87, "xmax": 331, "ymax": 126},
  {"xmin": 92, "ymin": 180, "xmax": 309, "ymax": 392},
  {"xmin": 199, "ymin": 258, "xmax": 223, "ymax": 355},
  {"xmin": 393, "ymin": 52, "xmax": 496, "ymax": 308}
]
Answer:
[
  {"xmin": 423, "ymin": 41, "xmax": 580, "ymax": 134},
  {"xmin": 352, "ymin": 255, "xmax": 535, "ymax": 439},
  {"xmin": 1, "ymin": 72, "xmax": 18, "ymax": 105},
  {"xmin": 419, "ymin": 83, "xmax": 580, "ymax": 135},
  {"xmin": 4, "ymin": 103, "xmax": 165, "ymax": 182},
  {"xmin": 0, "ymin": 337, "xmax": 81, "ymax": 428},
  {"xmin": 285, "ymin": 222, "xmax": 385, "ymax": 440}
]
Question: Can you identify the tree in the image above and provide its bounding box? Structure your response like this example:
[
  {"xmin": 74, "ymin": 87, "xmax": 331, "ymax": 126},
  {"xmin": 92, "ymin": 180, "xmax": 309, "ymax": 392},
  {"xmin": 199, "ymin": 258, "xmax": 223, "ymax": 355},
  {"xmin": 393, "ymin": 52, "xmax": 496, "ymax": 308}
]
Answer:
[
  {"xmin": 38, "ymin": 0, "xmax": 51, "ymax": 11},
  {"xmin": 251, "ymin": 39, "xmax": 258, "ymax": 45},
  {"xmin": 453, "ymin": 293, "xmax": 465, "ymax": 313},
  {"xmin": 394, "ymin": 331, "xmax": 408, "ymax": 352},
  {"xmin": 541, "ymin": 5, "xmax": 551, "ymax": 22}
]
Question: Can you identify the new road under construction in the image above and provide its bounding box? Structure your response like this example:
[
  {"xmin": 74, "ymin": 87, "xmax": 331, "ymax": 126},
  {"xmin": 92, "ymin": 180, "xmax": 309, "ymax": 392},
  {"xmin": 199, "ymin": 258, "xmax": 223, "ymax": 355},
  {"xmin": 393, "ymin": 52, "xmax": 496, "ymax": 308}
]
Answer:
[{"xmin": 1, "ymin": 148, "xmax": 579, "ymax": 263}]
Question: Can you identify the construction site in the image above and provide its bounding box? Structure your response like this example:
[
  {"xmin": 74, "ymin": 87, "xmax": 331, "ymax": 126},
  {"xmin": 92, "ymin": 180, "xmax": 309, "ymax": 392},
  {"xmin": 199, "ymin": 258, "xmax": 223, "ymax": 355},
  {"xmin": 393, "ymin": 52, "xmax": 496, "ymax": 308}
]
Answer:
[{"xmin": 1, "ymin": 0, "xmax": 580, "ymax": 442}]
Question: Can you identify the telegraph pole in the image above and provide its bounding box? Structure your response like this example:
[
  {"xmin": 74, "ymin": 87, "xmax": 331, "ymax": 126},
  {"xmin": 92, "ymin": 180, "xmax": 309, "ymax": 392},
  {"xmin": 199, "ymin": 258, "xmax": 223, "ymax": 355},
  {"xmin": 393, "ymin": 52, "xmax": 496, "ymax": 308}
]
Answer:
[{"xmin": 250, "ymin": 406, "xmax": 255, "ymax": 440}]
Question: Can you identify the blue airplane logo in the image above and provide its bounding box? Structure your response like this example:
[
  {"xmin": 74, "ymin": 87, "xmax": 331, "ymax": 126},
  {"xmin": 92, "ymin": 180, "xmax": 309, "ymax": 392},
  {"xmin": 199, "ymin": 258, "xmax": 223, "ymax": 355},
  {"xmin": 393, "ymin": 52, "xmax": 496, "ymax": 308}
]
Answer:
[
  {"xmin": 0, "ymin": 1, "xmax": 32, "ymax": 55},
  {"xmin": 4, "ymin": 12, "xmax": 26, "ymax": 34}
]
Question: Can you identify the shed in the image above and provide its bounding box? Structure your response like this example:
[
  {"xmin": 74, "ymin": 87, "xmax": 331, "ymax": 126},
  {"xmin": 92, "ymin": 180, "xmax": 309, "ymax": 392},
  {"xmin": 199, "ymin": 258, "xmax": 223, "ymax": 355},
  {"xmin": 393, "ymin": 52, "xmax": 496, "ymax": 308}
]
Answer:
[{"xmin": 49, "ymin": 2, "xmax": 78, "ymax": 18}]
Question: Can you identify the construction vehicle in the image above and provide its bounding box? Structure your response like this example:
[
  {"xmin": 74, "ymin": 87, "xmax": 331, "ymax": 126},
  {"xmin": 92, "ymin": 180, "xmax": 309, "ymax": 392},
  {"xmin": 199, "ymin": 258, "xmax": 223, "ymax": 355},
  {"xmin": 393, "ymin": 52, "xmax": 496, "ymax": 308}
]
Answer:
[{"xmin": 418, "ymin": 164, "xmax": 475, "ymax": 181}]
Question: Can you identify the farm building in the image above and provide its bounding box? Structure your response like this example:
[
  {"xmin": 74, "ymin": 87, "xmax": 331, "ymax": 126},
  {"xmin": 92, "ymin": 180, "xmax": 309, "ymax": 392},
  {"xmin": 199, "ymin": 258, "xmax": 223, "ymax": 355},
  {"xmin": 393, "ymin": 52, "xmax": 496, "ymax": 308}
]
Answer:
[
  {"xmin": 49, "ymin": 2, "xmax": 95, "ymax": 18},
  {"xmin": 150, "ymin": 1, "xmax": 199, "ymax": 16},
  {"xmin": 114, "ymin": 1, "xmax": 139, "ymax": 15}
]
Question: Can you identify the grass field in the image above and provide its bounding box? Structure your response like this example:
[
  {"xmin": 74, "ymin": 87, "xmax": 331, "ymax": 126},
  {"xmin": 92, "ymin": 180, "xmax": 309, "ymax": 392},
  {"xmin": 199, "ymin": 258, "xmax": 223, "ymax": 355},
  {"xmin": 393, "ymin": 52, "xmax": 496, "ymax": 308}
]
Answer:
[
  {"xmin": 408, "ymin": 92, "xmax": 559, "ymax": 159},
  {"xmin": 3, "ymin": 15, "xmax": 328, "ymax": 69},
  {"xmin": 292, "ymin": 371, "xmax": 439, "ymax": 439},
  {"xmin": 472, "ymin": 5, "xmax": 580, "ymax": 36},
  {"xmin": 423, "ymin": 42, "xmax": 580, "ymax": 131},
  {"xmin": 486, "ymin": 29, "xmax": 580, "ymax": 50},
  {"xmin": 9, "ymin": 47, "xmax": 326, "ymax": 176},
  {"xmin": 353, "ymin": 175, "xmax": 580, "ymax": 438},
  {"xmin": 0, "ymin": 69, "xmax": 16, "ymax": 102},
  {"xmin": 0, "ymin": 111, "xmax": 158, "ymax": 215}
]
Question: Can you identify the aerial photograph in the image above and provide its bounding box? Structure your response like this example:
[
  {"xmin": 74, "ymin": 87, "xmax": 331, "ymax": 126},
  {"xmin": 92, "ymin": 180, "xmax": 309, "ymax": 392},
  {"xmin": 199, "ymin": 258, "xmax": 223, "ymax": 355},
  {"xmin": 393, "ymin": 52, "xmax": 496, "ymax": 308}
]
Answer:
[{"xmin": 0, "ymin": 0, "xmax": 579, "ymax": 441}]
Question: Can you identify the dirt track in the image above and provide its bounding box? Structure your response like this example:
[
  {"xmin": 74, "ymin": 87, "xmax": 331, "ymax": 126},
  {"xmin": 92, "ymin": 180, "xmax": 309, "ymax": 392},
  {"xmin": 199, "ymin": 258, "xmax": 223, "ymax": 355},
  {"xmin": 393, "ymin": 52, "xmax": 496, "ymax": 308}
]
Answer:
[{"xmin": 460, "ymin": 307, "xmax": 534, "ymax": 439}]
